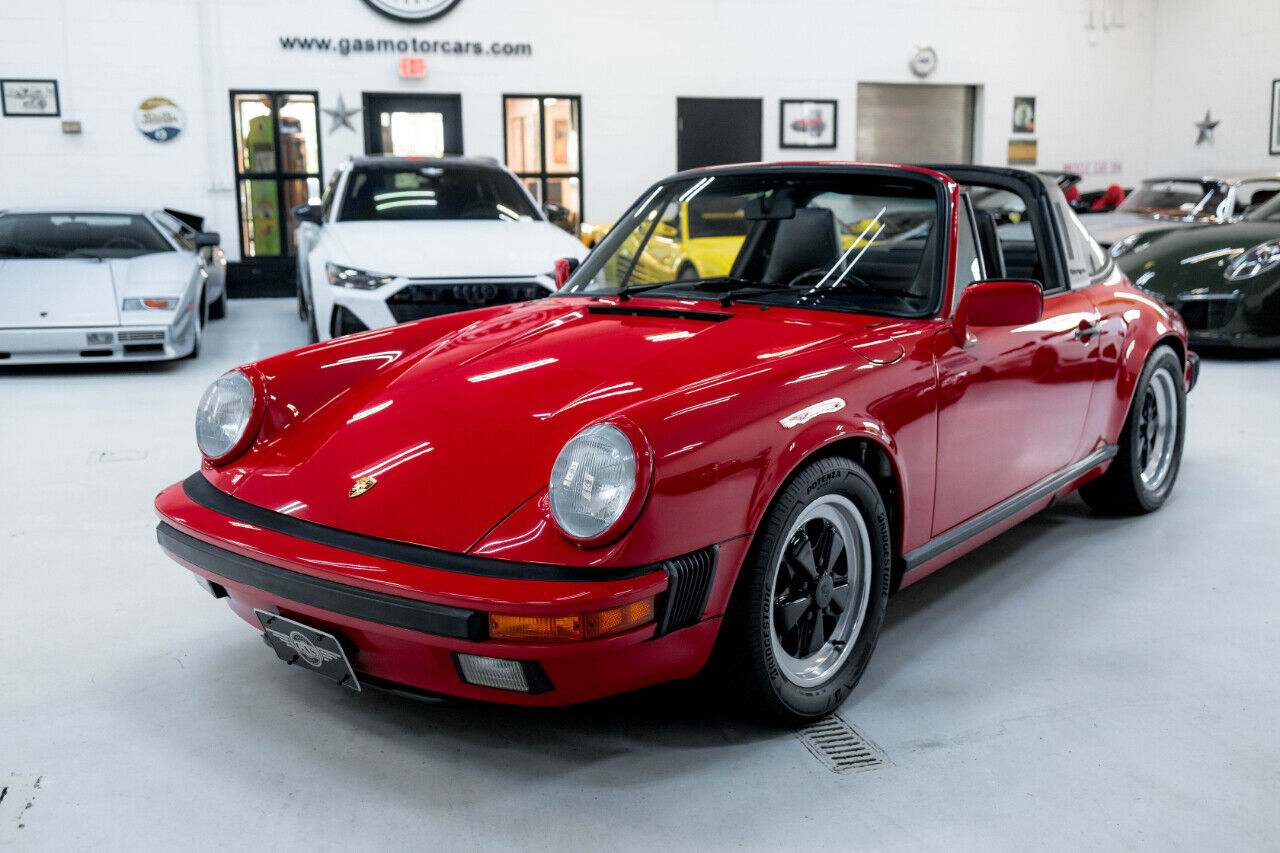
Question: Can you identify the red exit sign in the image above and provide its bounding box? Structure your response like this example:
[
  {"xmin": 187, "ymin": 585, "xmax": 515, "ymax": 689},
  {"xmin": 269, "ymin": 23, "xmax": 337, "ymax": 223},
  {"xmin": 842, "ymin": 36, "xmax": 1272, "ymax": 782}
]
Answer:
[{"xmin": 399, "ymin": 56, "xmax": 427, "ymax": 78}]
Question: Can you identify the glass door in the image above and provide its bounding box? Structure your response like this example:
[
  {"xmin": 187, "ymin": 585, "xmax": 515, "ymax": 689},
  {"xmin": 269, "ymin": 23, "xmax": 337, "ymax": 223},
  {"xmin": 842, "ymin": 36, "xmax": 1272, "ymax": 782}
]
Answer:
[
  {"xmin": 503, "ymin": 95, "xmax": 582, "ymax": 234},
  {"xmin": 230, "ymin": 91, "xmax": 323, "ymax": 260}
]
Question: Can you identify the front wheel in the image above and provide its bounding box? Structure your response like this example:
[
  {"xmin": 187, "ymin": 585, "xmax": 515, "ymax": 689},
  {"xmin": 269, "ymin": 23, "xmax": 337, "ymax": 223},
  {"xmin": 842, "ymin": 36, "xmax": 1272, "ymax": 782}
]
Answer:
[
  {"xmin": 184, "ymin": 288, "xmax": 206, "ymax": 359},
  {"xmin": 1080, "ymin": 345, "xmax": 1186, "ymax": 514},
  {"xmin": 731, "ymin": 457, "xmax": 892, "ymax": 725}
]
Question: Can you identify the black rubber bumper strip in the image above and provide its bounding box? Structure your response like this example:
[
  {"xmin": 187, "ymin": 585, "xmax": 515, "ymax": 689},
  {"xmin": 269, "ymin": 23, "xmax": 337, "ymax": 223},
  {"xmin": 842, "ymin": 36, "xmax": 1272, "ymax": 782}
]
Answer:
[
  {"xmin": 158, "ymin": 522, "xmax": 488, "ymax": 641},
  {"xmin": 180, "ymin": 472, "xmax": 660, "ymax": 583}
]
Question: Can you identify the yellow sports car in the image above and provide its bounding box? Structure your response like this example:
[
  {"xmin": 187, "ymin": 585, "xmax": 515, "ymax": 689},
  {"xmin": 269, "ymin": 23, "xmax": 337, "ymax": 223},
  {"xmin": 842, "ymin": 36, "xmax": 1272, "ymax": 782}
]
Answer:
[
  {"xmin": 590, "ymin": 198, "xmax": 749, "ymax": 283},
  {"xmin": 585, "ymin": 198, "xmax": 884, "ymax": 285}
]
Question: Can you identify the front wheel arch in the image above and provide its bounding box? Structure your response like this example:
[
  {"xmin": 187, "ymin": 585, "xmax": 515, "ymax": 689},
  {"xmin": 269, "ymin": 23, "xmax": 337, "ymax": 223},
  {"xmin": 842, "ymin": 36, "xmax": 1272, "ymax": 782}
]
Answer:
[{"xmin": 747, "ymin": 431, "xmax": 906, "ymax": 594}]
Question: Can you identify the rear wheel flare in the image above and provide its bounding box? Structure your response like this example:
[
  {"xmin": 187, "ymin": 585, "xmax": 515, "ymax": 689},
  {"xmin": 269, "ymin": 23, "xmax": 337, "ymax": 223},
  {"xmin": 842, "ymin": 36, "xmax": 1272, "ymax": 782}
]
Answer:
[{"xmin": 1080, "ymin": 345, "xmax": 1186, "ymax": 514}]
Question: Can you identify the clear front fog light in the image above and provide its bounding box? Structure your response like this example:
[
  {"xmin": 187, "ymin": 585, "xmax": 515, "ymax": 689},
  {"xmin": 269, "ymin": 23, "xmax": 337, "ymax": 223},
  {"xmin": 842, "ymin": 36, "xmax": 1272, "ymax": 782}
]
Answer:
[
  {"xmin": 454, "ymin": 654, "xmax": 550, "ymax": 693},
  {"xmin": 86, "ymin": 332, "xmax": 114, "ymax": 345}
]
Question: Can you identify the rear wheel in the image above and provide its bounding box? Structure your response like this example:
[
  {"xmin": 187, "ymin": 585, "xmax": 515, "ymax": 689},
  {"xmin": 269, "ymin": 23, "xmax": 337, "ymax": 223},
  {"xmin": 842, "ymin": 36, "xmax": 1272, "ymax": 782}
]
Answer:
[
  {"xmin": 728, "ymin": 456, "xmax": 892, "ymax": 725},
  {"xmin": 1080, "ymin": 345, "xmax": 1185, "ymax": 514}
]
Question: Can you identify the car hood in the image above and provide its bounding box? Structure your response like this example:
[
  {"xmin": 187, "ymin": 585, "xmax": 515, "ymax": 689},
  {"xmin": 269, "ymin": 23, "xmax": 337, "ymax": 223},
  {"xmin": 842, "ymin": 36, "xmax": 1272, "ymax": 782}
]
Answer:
[
  {"xmin": 0, "ymin": 258, "xmax": 120, "ymax": 328},
  {"xmin": 1118, "ymin": 221, "xmax": 1280, "ymax": 296},
  {"xmin": 324, "ymin": 220, "xmax": 586, "ymax": 278},
  {"xmin": 216, "ymin": 298, "xmax": 868, "ymax": 554},
  {"xmin": 0, "ymin": 251, "xmax": 196, "ymax": 329}
]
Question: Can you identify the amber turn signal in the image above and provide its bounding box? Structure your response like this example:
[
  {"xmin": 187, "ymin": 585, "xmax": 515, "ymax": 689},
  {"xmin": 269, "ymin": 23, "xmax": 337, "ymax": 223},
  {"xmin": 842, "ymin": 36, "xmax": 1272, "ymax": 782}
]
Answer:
[{"xmin": 489, "ymin": 596, "xmax": 656, "ymax": 643}]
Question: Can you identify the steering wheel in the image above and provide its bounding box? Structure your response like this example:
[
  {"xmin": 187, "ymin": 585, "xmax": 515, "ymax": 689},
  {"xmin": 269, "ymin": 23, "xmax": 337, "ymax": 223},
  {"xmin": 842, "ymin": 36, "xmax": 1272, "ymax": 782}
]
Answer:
[
  {"xmin": 103, "ymin": 237, "xmax": 146, "ymax": 250},
  {"xmin": 785, "ymin": 267, "xmax": 871, "ymax": 291}
]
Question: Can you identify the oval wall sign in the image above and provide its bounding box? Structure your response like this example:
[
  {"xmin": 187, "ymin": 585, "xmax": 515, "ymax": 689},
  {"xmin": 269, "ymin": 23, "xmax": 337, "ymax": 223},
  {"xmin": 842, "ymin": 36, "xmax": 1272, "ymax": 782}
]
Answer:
[
  {"xmin": 361, "ymin": 0, "xmax": 462, "ymax": 22},
  {"xmin": 135, "ymin": 97, "xmax": 185, "ymax": 143}
]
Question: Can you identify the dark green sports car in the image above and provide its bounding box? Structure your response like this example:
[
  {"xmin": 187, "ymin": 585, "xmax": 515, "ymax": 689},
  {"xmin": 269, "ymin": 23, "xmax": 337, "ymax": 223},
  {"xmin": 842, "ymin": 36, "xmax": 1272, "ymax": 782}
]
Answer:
[{"xmin": 1113, "ymin": 193, "xmax": 1280, "ymax": 350}]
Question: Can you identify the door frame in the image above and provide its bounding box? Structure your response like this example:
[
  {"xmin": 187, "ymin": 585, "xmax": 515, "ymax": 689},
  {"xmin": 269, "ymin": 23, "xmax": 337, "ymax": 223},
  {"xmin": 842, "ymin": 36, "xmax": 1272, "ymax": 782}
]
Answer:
[
  {"xmin": 361, "ymin": 91, "xmax": 463, "ymax": 156},
  {"xmin": 228, "ymin": 89, "xmax": 324, "ymax": 264}
]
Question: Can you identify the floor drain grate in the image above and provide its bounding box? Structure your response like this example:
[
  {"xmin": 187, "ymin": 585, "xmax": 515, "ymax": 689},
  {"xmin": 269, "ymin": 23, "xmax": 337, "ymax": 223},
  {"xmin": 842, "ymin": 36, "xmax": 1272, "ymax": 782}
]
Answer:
[{"xmin": 795, "ymin": 716, "xmax": 890, "ymax": 774}]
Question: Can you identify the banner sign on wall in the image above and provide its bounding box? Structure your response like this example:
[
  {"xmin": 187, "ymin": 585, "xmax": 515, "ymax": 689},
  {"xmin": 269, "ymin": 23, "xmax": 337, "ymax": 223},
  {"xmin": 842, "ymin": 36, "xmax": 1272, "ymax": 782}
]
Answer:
[
  {"xmin": 1007, "ymin": 138, "xmax": 1037, "ymax": 166},
  {"xmin": 135, "ymin": 97, "xmax": 185, "ymax": 142}
]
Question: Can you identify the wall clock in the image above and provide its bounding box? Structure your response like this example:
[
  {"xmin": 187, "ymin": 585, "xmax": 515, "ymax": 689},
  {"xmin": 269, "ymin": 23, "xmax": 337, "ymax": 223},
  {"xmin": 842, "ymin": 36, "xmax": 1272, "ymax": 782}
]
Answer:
[
  {"xmin": 361, "ymin": 0, "xmax": 463, "ymax": 23},
  {"xmin": 910, "ymin": 46, "xmax": 938, "ymax": 78}
]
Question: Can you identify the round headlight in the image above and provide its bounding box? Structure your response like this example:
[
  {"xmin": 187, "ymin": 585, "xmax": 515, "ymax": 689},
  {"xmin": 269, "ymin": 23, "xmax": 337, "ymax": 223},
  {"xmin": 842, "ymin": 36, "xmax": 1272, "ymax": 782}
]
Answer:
[
  {"xmin": 195, "ymin": 370, "xmax": 256, "ymax": 462},
  {"xmin": 549, "ymin": 423, "xmax": 640, "ymax": 542},
  {"xmin": 1224, "ymin": 239, "xmax": 1280, "ymax": 281}
]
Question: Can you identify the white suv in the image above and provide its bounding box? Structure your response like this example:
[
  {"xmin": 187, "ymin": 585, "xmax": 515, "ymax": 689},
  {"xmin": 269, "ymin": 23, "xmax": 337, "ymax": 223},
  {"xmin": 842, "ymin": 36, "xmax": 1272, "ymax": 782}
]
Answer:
[{"xmin": 292, "ymin": 156, "xmax": 586, "ymax": 341}]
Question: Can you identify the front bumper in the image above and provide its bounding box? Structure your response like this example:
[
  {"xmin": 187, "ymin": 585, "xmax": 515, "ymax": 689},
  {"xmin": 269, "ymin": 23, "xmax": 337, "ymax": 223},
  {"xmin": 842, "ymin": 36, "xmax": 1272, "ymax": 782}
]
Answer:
[
  {"xmin": 328, "ymin": 276, "xmax": 552, "ymax": 338},
  {"xmin": 155, "ymin": 477, "xmax": 739, "ymax": 706},
  {"xmin": 0, "ymin": 318, "xmax": 193, "ymax": 365}
]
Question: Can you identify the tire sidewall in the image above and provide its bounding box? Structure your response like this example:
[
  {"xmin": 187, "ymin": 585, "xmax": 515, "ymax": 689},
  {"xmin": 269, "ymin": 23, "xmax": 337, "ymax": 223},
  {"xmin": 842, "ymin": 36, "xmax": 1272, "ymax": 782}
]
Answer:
[
  {"xmin": 746, "ymin": 458, "xmax": 892, "ymax": 720},
  {"xmin": 1125, "ymin": 346, "xmax": 1186, "ymax": 511}
]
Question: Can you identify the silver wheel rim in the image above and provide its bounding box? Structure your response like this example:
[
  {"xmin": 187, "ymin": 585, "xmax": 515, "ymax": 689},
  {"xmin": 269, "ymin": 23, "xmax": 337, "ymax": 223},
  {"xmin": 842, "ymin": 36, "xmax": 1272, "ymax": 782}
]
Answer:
[
  {"xmin": 766, "ymin": 494, "xmax": 872, "ymax": 687},
  {"xmin": 1137, "ymin": 366, "xmax": 1178, "ymax": 491}
]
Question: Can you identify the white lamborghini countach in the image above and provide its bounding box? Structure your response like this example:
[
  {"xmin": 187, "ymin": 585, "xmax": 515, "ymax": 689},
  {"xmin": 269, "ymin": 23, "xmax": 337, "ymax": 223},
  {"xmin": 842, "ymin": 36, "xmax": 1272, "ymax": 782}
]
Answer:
[{"xmin": 0, "ymin": 208, "xmax": 225, "ymax": 365}]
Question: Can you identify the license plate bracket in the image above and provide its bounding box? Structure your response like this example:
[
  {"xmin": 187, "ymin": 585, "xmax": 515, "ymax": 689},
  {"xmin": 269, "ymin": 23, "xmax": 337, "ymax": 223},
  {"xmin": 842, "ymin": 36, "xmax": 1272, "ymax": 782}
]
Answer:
[{"xmin": 254, "ymin": 609, "xmax": 361, "ymax": 692}]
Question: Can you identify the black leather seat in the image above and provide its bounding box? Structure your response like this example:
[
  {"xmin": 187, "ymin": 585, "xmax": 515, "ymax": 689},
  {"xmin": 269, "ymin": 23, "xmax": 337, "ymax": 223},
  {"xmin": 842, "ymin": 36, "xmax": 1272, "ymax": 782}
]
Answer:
[
  {"xmin": 762, "ymin": 207, "xmax": 843, "ymax": 284},
  {"xmin": 971, "ymin": 209, "xmax": 1006, "ymax": 278}
]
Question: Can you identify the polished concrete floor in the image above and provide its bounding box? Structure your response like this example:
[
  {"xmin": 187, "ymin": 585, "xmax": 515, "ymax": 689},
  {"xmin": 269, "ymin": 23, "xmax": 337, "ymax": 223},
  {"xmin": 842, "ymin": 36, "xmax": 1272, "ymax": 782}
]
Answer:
[{"xmin": 2, "ymin": 299, "xmax": 1277, "ymax": 850}]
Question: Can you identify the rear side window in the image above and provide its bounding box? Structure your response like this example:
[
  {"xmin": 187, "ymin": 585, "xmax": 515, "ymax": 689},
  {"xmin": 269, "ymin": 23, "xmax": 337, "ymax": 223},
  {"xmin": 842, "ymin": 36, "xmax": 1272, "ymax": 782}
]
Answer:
[
  {"xmin": 1056, "ymin": 199, "xmax": 1109, "ymax": 283},
  {"xmin": 954, "ymin": 195, "xmax": 983, "ymax": 295}
]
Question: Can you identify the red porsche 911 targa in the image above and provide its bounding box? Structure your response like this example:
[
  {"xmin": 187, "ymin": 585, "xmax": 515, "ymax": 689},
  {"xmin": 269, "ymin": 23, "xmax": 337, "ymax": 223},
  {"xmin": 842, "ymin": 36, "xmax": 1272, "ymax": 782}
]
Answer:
[{"xmin": 156, "ymin": 163, "xmax": 1197, "ymax": 723}]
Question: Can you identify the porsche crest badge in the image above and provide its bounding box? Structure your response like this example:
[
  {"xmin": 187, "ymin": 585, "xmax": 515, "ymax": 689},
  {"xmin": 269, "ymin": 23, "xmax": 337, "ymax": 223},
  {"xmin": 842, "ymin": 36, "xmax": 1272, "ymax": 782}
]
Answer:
[{"xmin": 348, "ymin": 476, "xmax": 378, "ymax": 498}]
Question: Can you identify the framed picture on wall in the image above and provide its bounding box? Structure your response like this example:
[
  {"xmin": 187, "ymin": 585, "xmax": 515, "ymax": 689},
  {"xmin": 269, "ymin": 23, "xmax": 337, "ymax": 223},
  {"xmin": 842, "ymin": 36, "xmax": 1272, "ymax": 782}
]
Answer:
[
  {"xmin": 1012, "ymin": 96, "xmax": 1036, "ymax": 133},
  {"xmin": 1271, "ymin": 80, "xmax": 1280, "ymax": 155},
  {"xmin": 780, "ymin": 99, "xmax": 837, "ymax": 149},
  {"xmin": 1, "ymin": 79, "xmax": 60, "ymax": 117}
]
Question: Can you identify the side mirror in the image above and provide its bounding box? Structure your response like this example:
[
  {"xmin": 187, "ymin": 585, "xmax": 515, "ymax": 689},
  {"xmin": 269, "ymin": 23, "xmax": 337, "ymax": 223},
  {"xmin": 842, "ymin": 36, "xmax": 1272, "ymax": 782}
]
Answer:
[
  {"xmin": 194, "ymin": 231, "xmax": 220, "ymax": 248},
  {"xmin": 554, "ymin": 257, "xmax": 580, "ymax": 290},
  {"xmin": 291, "ymin": 204, "xmax": 323, "ymax": 225},
  {"xmin": 952, "ymin": 279, "xmax": 1043, "ymax": 341},
  {"xmin": 544, "ymin": 202, "xmax": 569, "ymax": 222}
]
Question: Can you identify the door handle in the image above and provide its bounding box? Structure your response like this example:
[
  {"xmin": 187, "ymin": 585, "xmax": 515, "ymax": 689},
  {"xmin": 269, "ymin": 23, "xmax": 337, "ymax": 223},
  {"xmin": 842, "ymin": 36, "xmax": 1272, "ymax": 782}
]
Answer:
[{"xmin": 1073, "ymin": 318, "xmax": 1100, "ymax": 340}]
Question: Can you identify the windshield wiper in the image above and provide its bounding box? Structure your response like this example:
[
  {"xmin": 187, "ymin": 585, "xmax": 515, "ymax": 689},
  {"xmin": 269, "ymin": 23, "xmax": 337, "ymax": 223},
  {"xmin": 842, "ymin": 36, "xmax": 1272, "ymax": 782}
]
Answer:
[{"xmin": 616, "ymin": 276, "xmax": 781, "ymax": 305}]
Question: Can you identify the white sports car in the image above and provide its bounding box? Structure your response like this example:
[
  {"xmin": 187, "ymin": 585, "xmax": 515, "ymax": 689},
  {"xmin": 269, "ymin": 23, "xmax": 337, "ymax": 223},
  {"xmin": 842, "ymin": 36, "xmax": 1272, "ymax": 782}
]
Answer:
[
  {"xmin": 292, "ymin": 156, "xmax": 586, "ymax": 342},
  {"xmin": 0, "ymin": 208, "xmax": 226, "ymax": 365}
]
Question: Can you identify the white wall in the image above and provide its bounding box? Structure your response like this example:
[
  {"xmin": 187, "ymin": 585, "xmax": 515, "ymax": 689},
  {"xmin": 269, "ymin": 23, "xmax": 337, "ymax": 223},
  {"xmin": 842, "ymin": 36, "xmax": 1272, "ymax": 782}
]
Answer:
[
  {"xmin": 1146, "ymin": 0, "xmax": 1280, "ymax": 178},
  {"xmin": 3, "ymin": 0, "xmax": 1269, "ymax": 263}
]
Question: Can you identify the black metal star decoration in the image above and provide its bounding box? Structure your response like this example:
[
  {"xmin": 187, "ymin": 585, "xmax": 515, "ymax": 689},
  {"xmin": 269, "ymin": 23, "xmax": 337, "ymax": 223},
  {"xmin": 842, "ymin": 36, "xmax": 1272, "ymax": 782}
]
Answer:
[
  {"xmin": 1195, "ymin": 109, "xmax": 1219, "ymax": 146},
  {"xmin": 323, "ymin": 94, "xmax": 361, "ymax": 134}
]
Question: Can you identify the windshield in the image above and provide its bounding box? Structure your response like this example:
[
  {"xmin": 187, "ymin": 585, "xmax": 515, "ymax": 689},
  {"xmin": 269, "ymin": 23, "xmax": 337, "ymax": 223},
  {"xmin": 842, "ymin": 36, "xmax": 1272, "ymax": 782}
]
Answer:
[
  {"xmin": 337, "ymin": 165, "xmax": 539, "ymax": 222},
  {"xmin": 1244, "ymin": 191, "xmax": 1280, "ymax": 222},
  {"xmin": 1118, "ymin": 179, "xmax": 1227, "ymax": 219},
  {"xmin": 0, "ymin": 213, "xmax": 172, "ymax": 259},
  {"xmin": 565, "ymin": 171, "xmax": 942, "ymax": 318}
]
